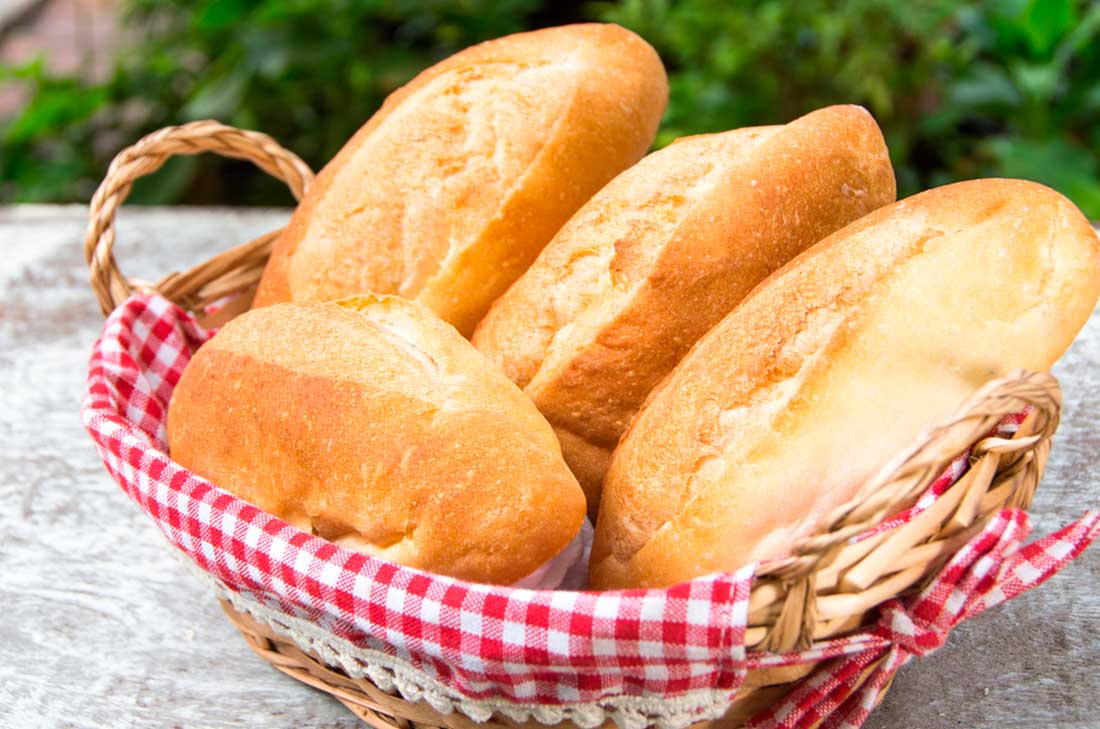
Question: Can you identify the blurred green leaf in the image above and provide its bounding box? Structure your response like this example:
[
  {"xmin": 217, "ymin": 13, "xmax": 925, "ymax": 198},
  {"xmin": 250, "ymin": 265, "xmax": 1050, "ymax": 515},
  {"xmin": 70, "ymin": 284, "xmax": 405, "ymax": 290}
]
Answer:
[
  {"xmin": 1021, "ymin": 0, "xmax": 1075, "ymax": 57},
  {"xmin": 196, "ymin": 0, "xmax": 254, "ymax": 30},
  {"xmin": 985, "ymin": 136, "xmax": 1100, "ymax": 217},
  {"xmin": 1009, "ymin": 59, "xmax": 1061, "ymax": 103},
  {"xmin": 949, "ymin": 62, "xmax": 1021, "ymax": 110},
  {"xmin": 126, "ymin": 156, "xmax": 200, "ymax": 204},
  {"xmin": 182, "ymin": 69, "xmax": 250, "ymax": 120}
]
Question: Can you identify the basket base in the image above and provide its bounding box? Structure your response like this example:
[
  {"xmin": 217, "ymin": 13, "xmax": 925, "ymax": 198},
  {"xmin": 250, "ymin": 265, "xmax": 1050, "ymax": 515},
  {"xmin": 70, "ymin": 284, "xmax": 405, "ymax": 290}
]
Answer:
[{"xmin": 219, "ymin": 601, "xmax": 890, "ymax": 729}]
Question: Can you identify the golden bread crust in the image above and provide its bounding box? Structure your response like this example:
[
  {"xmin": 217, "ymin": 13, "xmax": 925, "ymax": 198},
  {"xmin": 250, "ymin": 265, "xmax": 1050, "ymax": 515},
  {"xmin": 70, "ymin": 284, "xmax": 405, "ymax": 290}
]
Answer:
[
  {"xmin": 590, "ymin": 179, "xmax": 1100, "ymax": 588},
  {"xmin": 167, "ymin": 296, "xmax": 585, "ymax": 584},
  {"xmin": 253, "ymin": 24, "xmax": 668, "ymax": 335}
]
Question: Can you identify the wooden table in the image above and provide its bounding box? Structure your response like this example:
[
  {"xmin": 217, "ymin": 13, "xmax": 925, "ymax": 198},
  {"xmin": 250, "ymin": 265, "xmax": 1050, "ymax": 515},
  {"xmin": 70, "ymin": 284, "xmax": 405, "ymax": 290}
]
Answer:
[{"xmin": 2, "ymin": 205, "xmax": 1097, "ymax": 728}]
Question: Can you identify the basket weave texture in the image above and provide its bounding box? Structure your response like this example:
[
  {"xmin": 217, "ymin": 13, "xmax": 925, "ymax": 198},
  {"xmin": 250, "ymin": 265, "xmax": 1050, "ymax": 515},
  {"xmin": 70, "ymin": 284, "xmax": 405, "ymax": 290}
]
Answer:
[{"xmin": 82, "ymin": 121, "xmax": 1100, "ymax": 729}]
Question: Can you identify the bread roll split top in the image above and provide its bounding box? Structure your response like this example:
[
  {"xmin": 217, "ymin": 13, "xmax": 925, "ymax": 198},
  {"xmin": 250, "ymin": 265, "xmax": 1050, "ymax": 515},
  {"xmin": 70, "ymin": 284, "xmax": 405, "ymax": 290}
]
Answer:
[
  {"xmin": 167, "ymin": 295, "xmax": 586, "ymax": 585},
  {"xmin": 591, "ymin": 178, "xmax": 1100, "ymax": 589},
  {"xmin": 253, "ymin": 23, "xmax": 669, "ymax": 335},
  {"xmin": 473, "ymin": 104, "xmax": 896, "ymax": 507}
]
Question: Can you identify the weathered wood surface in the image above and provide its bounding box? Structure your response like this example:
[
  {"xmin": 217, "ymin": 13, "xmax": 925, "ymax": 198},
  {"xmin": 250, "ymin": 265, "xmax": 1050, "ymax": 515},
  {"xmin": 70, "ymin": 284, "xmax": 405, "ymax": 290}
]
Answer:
[{"xmin": 1, "ymin": 204, "xmax": 1097, "ymax": 729}]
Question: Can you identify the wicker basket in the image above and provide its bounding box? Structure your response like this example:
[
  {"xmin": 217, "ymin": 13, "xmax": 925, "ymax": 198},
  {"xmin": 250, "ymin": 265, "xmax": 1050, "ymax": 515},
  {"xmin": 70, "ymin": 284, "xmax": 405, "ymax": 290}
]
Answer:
[{"xmin": 84, "ymin": 120, "xmax": 1065, "ymax": 729}]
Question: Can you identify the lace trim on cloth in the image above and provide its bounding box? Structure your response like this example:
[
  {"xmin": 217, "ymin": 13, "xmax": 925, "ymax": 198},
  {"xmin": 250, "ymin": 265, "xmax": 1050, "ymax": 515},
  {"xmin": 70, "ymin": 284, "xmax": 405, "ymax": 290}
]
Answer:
[{"xmin": 198, "ymin": 570, "xmax": 743, "ymax": 729}]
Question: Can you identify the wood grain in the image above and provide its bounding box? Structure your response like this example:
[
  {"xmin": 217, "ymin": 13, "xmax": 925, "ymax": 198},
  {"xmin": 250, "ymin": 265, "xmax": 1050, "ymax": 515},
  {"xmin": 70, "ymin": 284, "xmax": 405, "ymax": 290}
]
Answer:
[{"xmin": 0, "ymin": 205, "xmax": 1096, "ymax": 729}]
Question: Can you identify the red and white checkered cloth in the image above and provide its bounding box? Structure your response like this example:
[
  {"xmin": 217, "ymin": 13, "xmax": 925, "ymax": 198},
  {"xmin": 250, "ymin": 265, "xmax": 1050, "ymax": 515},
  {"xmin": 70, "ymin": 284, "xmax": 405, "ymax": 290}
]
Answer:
[{"xmin": 82, "ymin": 294, "xmax": 1100, "ymax": 728}]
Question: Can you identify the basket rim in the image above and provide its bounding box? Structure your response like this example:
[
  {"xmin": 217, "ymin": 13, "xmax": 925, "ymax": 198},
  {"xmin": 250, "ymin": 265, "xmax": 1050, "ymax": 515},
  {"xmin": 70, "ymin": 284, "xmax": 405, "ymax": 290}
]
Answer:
[{"xmin": 82, "ymin": 292, "xmax": 1060, "ymax": 651}]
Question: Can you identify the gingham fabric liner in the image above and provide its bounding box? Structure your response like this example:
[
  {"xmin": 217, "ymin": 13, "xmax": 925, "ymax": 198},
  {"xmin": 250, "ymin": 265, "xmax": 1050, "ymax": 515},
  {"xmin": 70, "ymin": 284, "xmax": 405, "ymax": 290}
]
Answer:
[{"xmin": 82, "ymin": 294, "xmax": 1100, "ymax": 729}]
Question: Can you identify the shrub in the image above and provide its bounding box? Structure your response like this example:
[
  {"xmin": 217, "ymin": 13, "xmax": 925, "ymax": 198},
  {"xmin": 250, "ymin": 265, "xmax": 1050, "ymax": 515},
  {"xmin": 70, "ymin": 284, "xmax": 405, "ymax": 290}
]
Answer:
[
  {"xmin": 2, "ymin": 0, "xmax": 1098, "ymax": 217},
  {"xmin": 594, "ymin": 0, "xmax": 1100, "ymax": 215}
]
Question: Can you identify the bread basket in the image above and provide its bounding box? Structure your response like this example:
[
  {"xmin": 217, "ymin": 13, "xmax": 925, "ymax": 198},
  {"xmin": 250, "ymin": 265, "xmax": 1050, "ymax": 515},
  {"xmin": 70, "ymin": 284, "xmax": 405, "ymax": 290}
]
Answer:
[{"xmin": 81, "ymin": 121, "xmax": 1100, "ymax": 729}]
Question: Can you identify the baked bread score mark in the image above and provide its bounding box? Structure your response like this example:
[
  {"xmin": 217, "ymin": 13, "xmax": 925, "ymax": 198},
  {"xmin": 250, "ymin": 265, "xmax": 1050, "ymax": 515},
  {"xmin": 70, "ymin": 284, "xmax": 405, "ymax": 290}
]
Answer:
[
  {"xmin": 290, "ymin": 59, "xmax": 570, "ymax": 305},
  {"xmin": 487, "ymin": 129, "xmax": 772, "ymax": 389}
]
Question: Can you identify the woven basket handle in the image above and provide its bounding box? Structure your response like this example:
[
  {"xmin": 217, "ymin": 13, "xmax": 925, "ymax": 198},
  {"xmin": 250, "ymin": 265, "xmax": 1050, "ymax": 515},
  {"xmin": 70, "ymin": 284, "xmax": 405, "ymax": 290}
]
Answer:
[{"xmin": 84, "ymin": 120, "xmax": 314, "ymax": 318}]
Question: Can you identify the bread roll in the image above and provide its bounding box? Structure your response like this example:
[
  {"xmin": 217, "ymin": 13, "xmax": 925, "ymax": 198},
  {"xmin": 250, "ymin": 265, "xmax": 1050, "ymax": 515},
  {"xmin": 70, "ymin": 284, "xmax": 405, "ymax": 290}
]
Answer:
[
  {"xmin": 167, "ymin": 295, "xmax": 586, "ymax": 585},
  {"xmin": 590, "ymin": 179, "xmax": 1100, "ymax": 589},
  {"xmin": 252, "ymin": 23, "xmax": 668, "ymax": 335},
  {"xmin": 472, "ymin": 105, "xmax": 895, "ymax": 511}
]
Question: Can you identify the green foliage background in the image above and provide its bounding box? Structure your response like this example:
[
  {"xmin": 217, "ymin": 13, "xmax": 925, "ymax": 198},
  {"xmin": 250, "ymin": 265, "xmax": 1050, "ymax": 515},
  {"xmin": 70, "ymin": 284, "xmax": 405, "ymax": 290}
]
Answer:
[{"xmin": 3, "ymin": 0, "xmax": 1099, "ymax": 216}]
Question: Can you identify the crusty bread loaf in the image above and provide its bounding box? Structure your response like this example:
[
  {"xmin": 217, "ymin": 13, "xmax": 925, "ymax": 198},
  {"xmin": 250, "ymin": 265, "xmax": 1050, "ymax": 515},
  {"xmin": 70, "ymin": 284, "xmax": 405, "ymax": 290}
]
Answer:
[
  {"xmin": 166, "ymin": 295, "xmax": 586, "ymax": 585},
  {"xmin": 472, "ymin": 105, "xmax": 895, "ymax": 512},
  {"xmin": 252, "ymin": 23, "xmax": 668, "ymax": 336},
  {"xmin": 590, "ymin": 179, "xmax": 1100, "ymax": 589}
]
